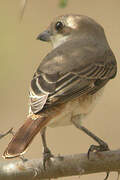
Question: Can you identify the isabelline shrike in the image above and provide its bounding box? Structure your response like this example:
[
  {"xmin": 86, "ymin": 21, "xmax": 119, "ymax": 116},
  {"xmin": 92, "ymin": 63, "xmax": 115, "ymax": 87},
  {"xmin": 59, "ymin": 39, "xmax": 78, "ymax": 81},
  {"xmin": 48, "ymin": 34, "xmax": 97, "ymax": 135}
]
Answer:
[{"xmin": 3, "ymin": 14, "xmax": 117, "ymax": 167}]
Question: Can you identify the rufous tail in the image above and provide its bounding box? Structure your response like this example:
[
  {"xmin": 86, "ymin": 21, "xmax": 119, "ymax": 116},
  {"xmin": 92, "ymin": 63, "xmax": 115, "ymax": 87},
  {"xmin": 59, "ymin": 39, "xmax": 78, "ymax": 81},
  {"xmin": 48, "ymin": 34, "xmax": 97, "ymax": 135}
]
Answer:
[{"xmin": 3, "ymin": 114, "xmax": 49, "ymax": 159}]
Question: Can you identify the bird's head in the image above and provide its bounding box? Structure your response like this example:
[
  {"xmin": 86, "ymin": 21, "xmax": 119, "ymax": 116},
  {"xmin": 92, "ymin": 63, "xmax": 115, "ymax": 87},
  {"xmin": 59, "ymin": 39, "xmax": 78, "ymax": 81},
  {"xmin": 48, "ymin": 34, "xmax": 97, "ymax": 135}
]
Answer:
[{"xmin": 37, "ymin": 14, "xmax": 104, "ymax": 48}]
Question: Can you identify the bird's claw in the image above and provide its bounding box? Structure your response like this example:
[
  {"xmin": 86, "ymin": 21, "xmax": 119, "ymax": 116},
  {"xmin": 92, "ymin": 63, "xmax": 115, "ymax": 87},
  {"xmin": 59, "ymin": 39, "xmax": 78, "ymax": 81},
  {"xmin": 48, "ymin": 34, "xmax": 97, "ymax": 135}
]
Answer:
[
  {"xmin": 43, "ymin": 148, "xmax": 54, "ymax": 170},
  {"xmin": 87, "ymin": 143, "xmax": 110, "ymax": 180},
  {"xmin": 87, "ymin": 143, "xmax": 109, "ymax": 159}
]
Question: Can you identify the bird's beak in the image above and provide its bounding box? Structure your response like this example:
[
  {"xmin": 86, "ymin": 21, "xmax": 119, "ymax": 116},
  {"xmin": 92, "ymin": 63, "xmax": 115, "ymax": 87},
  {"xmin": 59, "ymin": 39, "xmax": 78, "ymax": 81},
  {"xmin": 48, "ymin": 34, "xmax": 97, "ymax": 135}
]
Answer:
[{"xmin": 36, "ymin": 30, "xmax": 51, "ymax": 42}]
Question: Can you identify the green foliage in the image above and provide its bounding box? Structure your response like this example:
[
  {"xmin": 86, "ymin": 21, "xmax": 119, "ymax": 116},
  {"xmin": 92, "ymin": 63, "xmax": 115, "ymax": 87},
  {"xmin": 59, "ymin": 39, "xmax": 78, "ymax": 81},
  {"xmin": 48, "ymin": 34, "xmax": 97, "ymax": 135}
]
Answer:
[{"xmin": 59, "ymin": 0, "xmax": 68, "ymax": 8}]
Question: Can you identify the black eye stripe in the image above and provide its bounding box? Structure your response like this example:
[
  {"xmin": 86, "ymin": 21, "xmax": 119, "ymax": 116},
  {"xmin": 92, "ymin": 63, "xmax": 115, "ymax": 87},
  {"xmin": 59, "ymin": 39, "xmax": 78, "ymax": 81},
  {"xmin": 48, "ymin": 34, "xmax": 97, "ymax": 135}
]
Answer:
[{"xmin": 55, "ymin": 21, "xmax": 64, "ymax": 31}]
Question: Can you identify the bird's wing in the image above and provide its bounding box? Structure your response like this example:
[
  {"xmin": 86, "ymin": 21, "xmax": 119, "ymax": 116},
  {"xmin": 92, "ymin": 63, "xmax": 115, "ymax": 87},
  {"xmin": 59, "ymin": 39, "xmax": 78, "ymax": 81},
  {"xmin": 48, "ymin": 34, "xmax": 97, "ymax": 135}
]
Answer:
[{"xmin": 30, "ymin": 41, "xmax": 117, "ymax": 114}]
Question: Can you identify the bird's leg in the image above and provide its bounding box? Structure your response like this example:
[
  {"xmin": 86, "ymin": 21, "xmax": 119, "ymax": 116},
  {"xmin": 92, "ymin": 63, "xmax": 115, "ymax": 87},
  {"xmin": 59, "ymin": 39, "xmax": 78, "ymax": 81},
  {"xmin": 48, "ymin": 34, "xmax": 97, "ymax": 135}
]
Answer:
[
  {"xmin": 40, "ymin": 127, "xmax": 54, "ymax": 170},
  {"xmin": 71, "ymin": 115, "xmax": 110, "ymax": 158},
  {"xmin": 71, "ymin": 115, "xmax": 110, "ymax": 180}
]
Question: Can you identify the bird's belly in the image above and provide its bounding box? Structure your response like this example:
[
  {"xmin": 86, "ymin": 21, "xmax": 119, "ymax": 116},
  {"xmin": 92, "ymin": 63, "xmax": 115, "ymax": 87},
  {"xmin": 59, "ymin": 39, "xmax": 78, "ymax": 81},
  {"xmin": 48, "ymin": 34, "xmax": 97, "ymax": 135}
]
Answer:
[
  {"xmin": 47, "ymin": 100, "xmax": 82, "ymax": 127},
  {"xmin": 47, "ymin": 88, "xmax": 104, "ymax": 128}
]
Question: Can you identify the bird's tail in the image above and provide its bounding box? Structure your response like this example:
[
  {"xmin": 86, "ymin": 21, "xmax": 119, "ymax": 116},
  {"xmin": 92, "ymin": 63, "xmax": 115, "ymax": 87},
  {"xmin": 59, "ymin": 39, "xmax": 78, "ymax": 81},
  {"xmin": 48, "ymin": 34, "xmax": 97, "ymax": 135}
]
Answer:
[{"xmin": 3, "ymin": 114, "xmax": 49, "ymax": 159}]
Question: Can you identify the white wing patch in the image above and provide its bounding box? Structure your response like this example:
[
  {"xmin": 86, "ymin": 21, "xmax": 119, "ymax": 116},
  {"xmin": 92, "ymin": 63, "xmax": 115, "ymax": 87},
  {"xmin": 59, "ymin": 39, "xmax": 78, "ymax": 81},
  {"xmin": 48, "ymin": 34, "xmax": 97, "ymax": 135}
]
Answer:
[{"xmin": 29, "ymin": 91, "xmax": 48, "ymax": 114}]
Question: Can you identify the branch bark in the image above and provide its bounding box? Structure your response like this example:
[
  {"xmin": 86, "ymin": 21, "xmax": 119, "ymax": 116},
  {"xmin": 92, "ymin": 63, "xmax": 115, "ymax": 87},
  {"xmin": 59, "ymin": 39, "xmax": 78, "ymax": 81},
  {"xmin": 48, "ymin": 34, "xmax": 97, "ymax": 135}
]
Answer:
[{"xmin": 0, "ymin": 150, "xmax": 120, "ymax": 180}]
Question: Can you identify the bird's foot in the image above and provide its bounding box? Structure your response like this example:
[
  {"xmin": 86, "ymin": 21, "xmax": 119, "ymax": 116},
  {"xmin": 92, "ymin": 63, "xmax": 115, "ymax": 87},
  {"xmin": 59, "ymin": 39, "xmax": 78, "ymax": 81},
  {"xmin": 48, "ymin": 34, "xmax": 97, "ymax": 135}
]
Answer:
[
  {"xmin": 87, "ymin": 143, "xmax": 109, "ymax": 159},
  {"xmin": 43, "ymin": 147, "xmax": 54, "ymax": 170},
  {"xmin": 20, "ymin": 155, "xmax": 28, "ymax": 162},
  {"xmin": 87, "ymin": 143, "xmax": 110, "ymax": 180}
]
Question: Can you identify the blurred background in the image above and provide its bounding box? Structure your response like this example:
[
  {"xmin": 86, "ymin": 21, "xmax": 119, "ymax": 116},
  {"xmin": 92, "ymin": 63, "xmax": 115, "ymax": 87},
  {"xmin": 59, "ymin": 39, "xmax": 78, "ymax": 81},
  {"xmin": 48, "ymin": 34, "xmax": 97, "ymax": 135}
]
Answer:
[{"xmin": 0, "ymin": 0, "xmax": 120, "ymax": 179}]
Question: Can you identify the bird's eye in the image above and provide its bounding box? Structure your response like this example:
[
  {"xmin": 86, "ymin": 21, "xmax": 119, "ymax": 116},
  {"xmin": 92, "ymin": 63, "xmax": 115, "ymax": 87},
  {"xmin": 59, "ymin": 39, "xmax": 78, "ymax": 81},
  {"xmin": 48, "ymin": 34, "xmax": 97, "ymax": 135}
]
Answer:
[{"xmin": 55, "ymin": 21, "xmax": 64, "ymax": 31}]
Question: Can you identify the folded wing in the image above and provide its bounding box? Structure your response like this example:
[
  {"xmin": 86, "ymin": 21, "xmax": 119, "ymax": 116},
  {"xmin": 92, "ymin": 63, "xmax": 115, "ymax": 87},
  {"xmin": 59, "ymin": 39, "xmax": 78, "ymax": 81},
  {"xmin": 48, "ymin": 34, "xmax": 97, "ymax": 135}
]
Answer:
[{"xmin": 30, "ymin": 42, "xmax": 117, "ymax": 114}]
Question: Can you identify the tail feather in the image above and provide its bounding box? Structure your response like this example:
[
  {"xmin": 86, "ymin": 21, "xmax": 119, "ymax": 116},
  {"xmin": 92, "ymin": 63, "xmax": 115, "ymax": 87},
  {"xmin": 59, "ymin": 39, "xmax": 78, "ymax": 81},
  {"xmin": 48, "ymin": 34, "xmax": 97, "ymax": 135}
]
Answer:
[{"xmin": 3, "ymin": 115, "xmax": 49, "ymax": 159}]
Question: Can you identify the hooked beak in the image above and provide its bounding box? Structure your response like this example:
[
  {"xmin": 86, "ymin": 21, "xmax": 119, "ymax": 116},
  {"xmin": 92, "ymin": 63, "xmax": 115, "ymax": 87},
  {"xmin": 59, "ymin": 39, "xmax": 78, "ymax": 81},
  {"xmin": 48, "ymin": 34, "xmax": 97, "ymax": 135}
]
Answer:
[{"xmin": 36, "ymin": 30, "xmax": 51, "ymax": 42}]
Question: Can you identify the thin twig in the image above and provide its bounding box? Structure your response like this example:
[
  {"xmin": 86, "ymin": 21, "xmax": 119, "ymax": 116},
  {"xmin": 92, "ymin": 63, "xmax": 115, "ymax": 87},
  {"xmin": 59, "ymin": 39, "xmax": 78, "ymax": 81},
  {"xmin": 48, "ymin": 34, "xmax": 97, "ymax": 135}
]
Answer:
[
  {"xmin": 0, "ymin": 128, "xmax": 13, "ymax": 139},
  {"xmin": 20, "ymin": 0, "xmax": 28, "ymax": 21}
]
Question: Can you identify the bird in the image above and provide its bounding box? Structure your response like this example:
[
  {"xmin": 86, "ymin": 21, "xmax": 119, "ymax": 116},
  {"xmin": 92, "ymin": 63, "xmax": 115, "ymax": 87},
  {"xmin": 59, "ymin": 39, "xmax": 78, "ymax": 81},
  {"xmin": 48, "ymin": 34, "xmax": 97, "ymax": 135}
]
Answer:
[{"xmin": 3, "ymin": 14, "xmax": 117, "ymax": 167}]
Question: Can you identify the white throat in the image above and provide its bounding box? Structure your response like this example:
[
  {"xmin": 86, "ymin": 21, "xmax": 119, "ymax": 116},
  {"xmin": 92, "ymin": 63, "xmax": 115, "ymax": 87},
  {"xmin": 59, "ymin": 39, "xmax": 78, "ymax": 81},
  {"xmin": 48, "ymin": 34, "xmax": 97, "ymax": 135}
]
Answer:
[{"xmin": 51, "ymin": 35, "xmax": 69, "ymax": 49}]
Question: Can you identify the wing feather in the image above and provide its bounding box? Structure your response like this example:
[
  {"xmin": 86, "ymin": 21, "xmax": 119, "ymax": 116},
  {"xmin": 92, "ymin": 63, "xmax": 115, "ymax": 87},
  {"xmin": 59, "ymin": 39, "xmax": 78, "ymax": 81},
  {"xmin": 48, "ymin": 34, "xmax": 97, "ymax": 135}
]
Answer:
[
  {"xmin": 29, "ymin": 90, "xmax": 48, "ymax": 113},
  {"xmin": 29, "ymin": 40, "xmax": 117, "ymax": 114}
]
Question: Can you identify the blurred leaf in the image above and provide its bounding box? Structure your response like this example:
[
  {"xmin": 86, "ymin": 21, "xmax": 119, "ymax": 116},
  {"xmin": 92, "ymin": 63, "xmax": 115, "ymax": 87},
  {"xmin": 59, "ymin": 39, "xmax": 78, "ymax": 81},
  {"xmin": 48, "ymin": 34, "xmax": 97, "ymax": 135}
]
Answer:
[{"xmin": 59, "ymin": 0, "xmax": 68, "ymax": 8}]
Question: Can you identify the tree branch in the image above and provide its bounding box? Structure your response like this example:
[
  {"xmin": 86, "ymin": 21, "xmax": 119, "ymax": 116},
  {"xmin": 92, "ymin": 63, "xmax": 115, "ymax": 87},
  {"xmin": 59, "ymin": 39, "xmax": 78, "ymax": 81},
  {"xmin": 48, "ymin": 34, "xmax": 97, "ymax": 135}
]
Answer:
[{"xmin": 0, "ymin": 150, "xmax": 120, "ymax": 180}]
